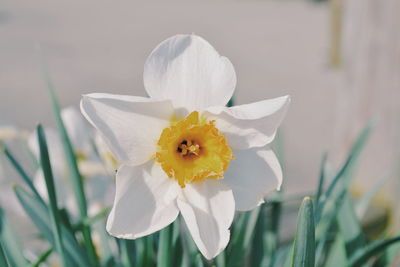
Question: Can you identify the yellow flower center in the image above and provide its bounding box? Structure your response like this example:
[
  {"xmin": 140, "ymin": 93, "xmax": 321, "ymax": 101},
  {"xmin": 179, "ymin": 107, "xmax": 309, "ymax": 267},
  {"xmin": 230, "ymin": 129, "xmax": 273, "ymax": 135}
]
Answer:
[{"xmin": 156, "ymin": 111, "xmax": 233, "ymax": 188}]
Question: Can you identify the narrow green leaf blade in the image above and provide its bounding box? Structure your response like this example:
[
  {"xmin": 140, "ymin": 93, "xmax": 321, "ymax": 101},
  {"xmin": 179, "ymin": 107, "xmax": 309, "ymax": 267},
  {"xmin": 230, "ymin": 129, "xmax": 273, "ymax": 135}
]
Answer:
[
  {"xmin": 81, "ymin": 206, "xmax": 111, "ymax": 227},
  {"xmin": 324, "ymin": 233, "xmax": 347, "ymax": 267},
  {"xmin": 292, "ymin": 197, "xmax": 315, "ymax": 267},
  {"xmin": 215, "ymin": 251, "xmax": 226, "ymax": 267},
  {"xmin": 315, "ymin": 153, "xmax": 328, "ymax": 204},
  {"xmin": 157, "ymin": 225, "xmax": 172, "ymax": 267},
  {"xmin": 14, "ymin": 185, "xmax": 91, "ymax": 266},
  {"xmin": 120, "ymin": 239, "xmax": 135, "ymax": 267},
  {"xmin": 349, "ymin": 235, "xmax": 400, "ymax": 266},
  {"xmin": 315, "ymin": 122, "xmax": 372, "ymax": 224},
  {"xmin": 342, "ymin": 122, "xmax": 373, "ymax": 187},
  {"xmin": 37, "ymin": 125, "xmax": 67, "ymax": 267},
  {"xmin": 264, "ymin": 196, "xmax": 283, "ymax": 267},
  {"xmin": 40, "ymin": 56, "xmax": 97, "ymax": 264},
  {"xmin": 2, "ymin": 144, "xmax": 44, "ymax": 204},
  {"xmin": 337, "ymin": 195, "xmax": 365, "ymax": 256},
  {"xmin": 31, "ymin": 248, "xmax": 53, "ymax": 267},
  {"xmin": 227, "ymin": 208, "xmax": 260, "ymax": 267},
  {"xmin": 195, "ymin": 254, "xmax": 204, "ymax": 267},
  {"xmin": 135, "ymin": 236, "xmax": 155, "ymax": 267},
  {"xmin": 0, "ymin": 208, "xmax": 28, "ymax": 267},
  {"xmin": 0, "ymin": 240, "xmax": 10, "ymax": 267}
]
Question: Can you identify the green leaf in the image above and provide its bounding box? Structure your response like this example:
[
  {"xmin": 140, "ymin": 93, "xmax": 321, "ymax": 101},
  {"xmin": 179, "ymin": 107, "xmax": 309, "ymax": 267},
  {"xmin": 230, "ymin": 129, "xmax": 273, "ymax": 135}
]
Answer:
[
  {"xmin": 171, "ymin": 219, "xmax": 180, "ymax": 250},
  {"xmin": 315, "ymin": 153, "xmax": 328, "ymax": 204},
  {"xmin": 171, "ymin": 220, "xmax": 185, "ymax": 267},
  {"xmin": 243, "ymin": 207, "xmax": 262, "ymax": 249},
  {"xmin": 314, "ymin": 190, "xmax": 346, "ymax": 264},
  {"xmin": 215, "ymin": 251, "xmax": 226, "ymax": 267},
  {"xmin": 226, "ymin": 96, "xmax": 235, "ymax": 107},
  {"xmin": 249, "ymin": 213, "xmax": 264, "ymax": 267},
  {"xmin": 227, "ymin": 207, "xmax": 261, "ymax": 267},
  {"xmin": 80, "ymin": 206, "xmax": 111, "ymax": 228},
  {"xmin": 178, "ymin": 219, "xmax": 195, "ymax": 267},
  {"xmin": 135, "ymin": 236, "xmax": 155, "ymax": 267},
  {"xmin": 315, "ymin": 122, "xmax": 373, "ymax": 224},
  {"xmin": 2, "ymin": 144, "xmax": 44, "ymax": 204},
  {"xmin": 39, "ymin": 55, "xmax": 97, "ymax": 265},
  {"xmin": 270, "ymin": 245, "xmax": 291, "ymax": 267},
  {"xmin": 0, "ymin": 240, "xmax": 10, "ymax": 267},
  {"xmin": 337, "ymin": 195, "xmax": 365, "ymax": 256},
  {"xmin": 315, "ymin": 124, "xmax": 372, "ymax": 262},
  {"xmin": 31, "ymin": 248, "xmax": 53, "ymax": 267},
  {"xmin": 157, "ymin": 225, "xmax": 172, "ymax": 267},
  {"xmin": 145, "ymin": 236, "xmax": 155, "ymax": 266},
  {"xmin": 229, "ymin": 212, "xmax": 247, "ymax": 248},
  {"xmin": 341, "ymin": 122, "xmax": 373, "ymax": 187},
  {"xmin": 264, "ymin": 196, "xmax": 283, "ymax": 267},
  {"xmin": 195, "ymin": 254, "xmax": 204, "ymax": 267},
  {"xmin": 283, "ymin": 246, "xmax": 294, "ymax": 267},
  {"xmin": 292, "ymin": 197, "xmax": 315, "ymax": 267},
  {"xmin": 349, "ymin": 235, "xmax": 400, "ymax": 266},
  {"xmin": 120, "ymin": 239, "xmax": 135, "ymax": 267},
  {"xmin": 323, "ymin": 233, "xmax": 347, "ymax": 267},
  {"xmin": 314, "ymin": 155, "xmax": 352, "ymax": 224},
  {"xmin": 37, "ymin": 125, "xmax": 67, "ymax": 267},
  {"xmin": 382, "ymin": 242, "xmax": 400, "ymax": 266},
  {"xmin": 0, "ymin": 208, "xmax": 28, "ymax": 267},
  {"xmin": 14, "ymin": 185, "xmax": 91, "ymax": 266},
  {"xmin": 96, "ymin": 221, "xmax": 114, "ymax": 267}
]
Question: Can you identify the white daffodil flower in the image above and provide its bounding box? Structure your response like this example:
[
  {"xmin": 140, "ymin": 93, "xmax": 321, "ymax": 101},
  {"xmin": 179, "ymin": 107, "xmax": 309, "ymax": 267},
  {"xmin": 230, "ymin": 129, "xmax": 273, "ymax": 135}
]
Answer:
[{"xmin": 80, "ymin": 34, "xmax": 290, "ymax": 259}]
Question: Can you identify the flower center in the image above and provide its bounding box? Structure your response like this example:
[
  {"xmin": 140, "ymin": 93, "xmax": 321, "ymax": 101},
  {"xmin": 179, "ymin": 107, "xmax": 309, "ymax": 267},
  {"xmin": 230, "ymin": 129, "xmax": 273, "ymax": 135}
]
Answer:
[
  {"xmin": 177, "ymin": 139, "xmax": 200, "ymax": 157},
  {"xmin": 156, "ymin": 111, "xmax": 233, "ymax": 188}
]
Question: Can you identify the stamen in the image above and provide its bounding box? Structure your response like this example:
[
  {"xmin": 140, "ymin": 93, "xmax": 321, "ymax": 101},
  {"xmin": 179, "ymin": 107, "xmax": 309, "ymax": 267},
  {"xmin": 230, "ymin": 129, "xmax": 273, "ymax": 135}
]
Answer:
[{"xmin": 177, "ymin": 139, "xmax": 200, "ymax": 157}]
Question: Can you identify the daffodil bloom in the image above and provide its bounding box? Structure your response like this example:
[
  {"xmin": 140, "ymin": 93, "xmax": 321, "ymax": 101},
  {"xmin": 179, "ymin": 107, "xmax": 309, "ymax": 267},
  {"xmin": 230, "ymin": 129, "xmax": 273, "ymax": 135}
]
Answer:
[{"xmin": 81, "ymin": 34, "xmax": 290, "ymax": 259}]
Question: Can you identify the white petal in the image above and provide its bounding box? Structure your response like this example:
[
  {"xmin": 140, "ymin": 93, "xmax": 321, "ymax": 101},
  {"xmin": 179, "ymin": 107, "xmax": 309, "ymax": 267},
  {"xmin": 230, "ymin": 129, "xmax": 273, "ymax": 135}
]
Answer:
[
  {"xmin": 177, "ymin": 180, "xmax": 234, "ymax": 259},
  {"xmin": 61, "ymin": 106, "xmax": 92, "ymax": 154},
  {"xmin": 80, "ymin": 93, "xmax": 174, "ymax": 166},
  {"xmin": 222, "ymin": 147, "xmax": 282, "ymax": 211},
  {"xmin": 106, "ymin": 162, "xmax": 180, "ymax": 239},
  {"xmin": 144, "ymin": 34, "xmax": 236, "ymax": 110},
  {"xmin": 204, "ymin": 95, "xmax": 290, "ymax": 150}
]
